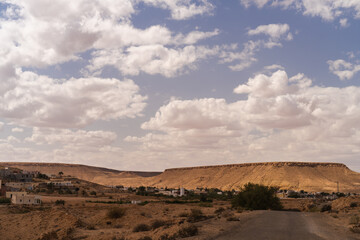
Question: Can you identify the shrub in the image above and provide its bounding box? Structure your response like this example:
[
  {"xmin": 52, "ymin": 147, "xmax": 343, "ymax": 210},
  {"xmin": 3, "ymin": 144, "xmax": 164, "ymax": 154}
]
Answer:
[
  {"xmin": 187, "ymin": 209, "xmax": 206, "ymax": 223},
  {"xmin": 231, "ymin": 183, "xmax": 282, "ymax": 210},
  {"xmin": 133, "ymin": 223, "xmax": 151, "ymax": 232},
  {"xmin": 107, "ymin": 208, "xmax": 126, "ymax": 219},
  {"xmin": 159, "ymin": 234, "xmax": 176, "ymax": 240},
  {"xmin": 90, "ymin": 191, "xmax": 97, "ymax": 196},
  {"xmin": 226, "ymin": 217, "xmax": 240, "ymax": 221},
  {"xmin": 151, "ymin": 219, "xmax": 167, "ymax": 230},
  {"xmin": 55, "ymin": 200, "xmax": 65, "ymax": 205},
  {"xmin": 179, "ymin": 212, "xmax": 188, "ymax": 217},
  {"xmin": 350, "ymin": 202, "xmax": 358, "ymax": 208},
  {"xmin": 349, "ymin": 215, "xmax": 360, "ymax": 225},
  {"xmin": 0, "ymin": 198, "xmax": 11, "ymax": 204},
  {"xmin": 320, "ymin": 204, "xmax": 332, "ymax": 212},
  {"xmin": 214, "ymin": 207, "xmax": 225, "ymax": 214},
  {"xmin": 178, "ymin": 225, "xmax": 198, "ymax": 238},
  {"xmin": 138, "ymin": 237, "xmax": 152, "ymax": 240}
]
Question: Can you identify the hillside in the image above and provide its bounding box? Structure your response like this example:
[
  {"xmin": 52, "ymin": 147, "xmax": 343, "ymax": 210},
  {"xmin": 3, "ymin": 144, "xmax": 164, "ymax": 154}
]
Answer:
[
  {"xmin": 0, "ymin": 162, "xmax": 161, "ymax": 185},
  {"xmin": 2, "ymin": 162, "xmax": 360, "ymax": 192},
  {"xmin": 145, "ymin": 162, "xmax": 360, "ymax": 192}
]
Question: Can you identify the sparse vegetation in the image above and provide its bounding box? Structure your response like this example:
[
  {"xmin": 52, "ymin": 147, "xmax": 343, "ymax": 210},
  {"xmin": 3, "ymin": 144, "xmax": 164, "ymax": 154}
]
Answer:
[
  {"xmin": 107, "ymin": 207, "xmax": 126, "ymax": 219},
  {"xmin": 350, "ymin": 202, "xmax": 358, "ymax": 208},
  {"xmin": 133, "ymin": 223, "xmax": 151, "ymax": 232},
  {"xmin": 151, "ymin": 219, "xmax": 167, "ymax": 230},
  {"xmin": 232, "ymin": 183, "xmax": 282, "ymax": 210},
  {"xmin": 226, "ymin": 216, "xmax": 240, "ymax": 221},
  {"xmin": 320, "ymin": 204, "xmax": 332, "ymax": 212},
  {"xmin": 178, "ymin": 225, "xmax": 198, "ymax": 238},
  {"xmin": 55, "ymin": 199, "xmax": 65, "ymax": 205},
  {"xmin": 214, "ymin": 207, "xmax": 225, "ymax": 214},
  {"xmin": 138, "ymin": 236, "xmax": 152, "ymax": 240},
  {"xmin": 187, "ymin": 209, "xmax": 207, "ymax": 222},
  {"xmin": 0, "ymin": 197, "xmax": 11, "ymax": 204},
  {"xmin": 349, "ymin": 215, "xmax": 360, "ymax": 225}
]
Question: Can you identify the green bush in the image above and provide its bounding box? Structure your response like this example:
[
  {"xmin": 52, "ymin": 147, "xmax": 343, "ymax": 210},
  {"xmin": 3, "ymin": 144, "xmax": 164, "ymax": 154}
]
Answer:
[
  {"xmin": 107, "ymin": 208, "xmax": 126, "ymax": 219},
  {"xmin": 231, "ymin": 183, "xmax": 282, "ymax": 210},
  {"xmin": 178, "ymin": 225, "xmax": 198, "ymax": 238},
  {"xmin": 133, "ymin": 223, "xmax": 150, "ymax": 232}
]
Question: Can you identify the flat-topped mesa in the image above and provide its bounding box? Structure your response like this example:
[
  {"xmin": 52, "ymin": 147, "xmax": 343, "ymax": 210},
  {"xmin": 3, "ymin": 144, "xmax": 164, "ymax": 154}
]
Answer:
[{"xmin": 164, "ymin": 162, "xmax": 348, "ymax": 172}]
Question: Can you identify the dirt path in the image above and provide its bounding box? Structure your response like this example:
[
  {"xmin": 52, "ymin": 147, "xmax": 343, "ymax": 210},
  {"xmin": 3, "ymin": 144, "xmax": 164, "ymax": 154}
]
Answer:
[{"xmin": 212, "ymin": 210, "xmax": 360, "ymax": 240}]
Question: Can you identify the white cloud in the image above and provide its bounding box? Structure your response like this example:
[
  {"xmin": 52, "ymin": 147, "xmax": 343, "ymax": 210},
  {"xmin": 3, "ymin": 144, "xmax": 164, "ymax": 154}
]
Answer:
[
  {"xmin": 126, "ymin": 70, "xmax": 360, "ymax": 166},
  {"xmin": 241, "ymin": 0, "xmax": 360, "ymax": 22},
  {"xmin": 328, "ymin": 59, "xmax": 360, "ymax": 80},
  {"xmin": 339, "ymin": 18, "xmax": 350, "ymax": 28},
  {"xmin": 264, "ymin": 64, "xmax": 285, "ymax": 70},
  {"xmin": 26, "ymin": 128, "xmax": 117, "ymax": 148},
  {"xmin": 88, "ymin": 45, "xmax": 219, "ymax": 78},
  {"xmin": 11, "ymin": 127, "xmax": 24, "ymax": 133},
  {"xmin": 142, "ymin": 0, "xmax": 214, "ymax": 20},
  {"xmin": 0, "ymin": 0, "xmax": 219, "ymax": 80},
  {"xmin": 220, "ymin": 24, "xmax": 293, "ymax": 71},
  {"xmin": 248, "ymin": 23, "xmax": 290, "ymax": 39},
  {"xmin": 0, "ymin": 70, "xmax": 147, "ymax": 128}
]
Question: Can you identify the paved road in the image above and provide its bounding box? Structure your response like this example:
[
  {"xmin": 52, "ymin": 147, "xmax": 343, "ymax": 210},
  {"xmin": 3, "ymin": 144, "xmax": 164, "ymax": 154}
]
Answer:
[{"xmin": 213, "ymin": 211, "xmax": 359, "ymax": 240}]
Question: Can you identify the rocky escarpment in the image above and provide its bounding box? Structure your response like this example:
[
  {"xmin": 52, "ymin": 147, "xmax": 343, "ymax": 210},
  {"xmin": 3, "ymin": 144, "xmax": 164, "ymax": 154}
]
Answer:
[{"xmin": 146, "ymin": 162, "xmax": 360, "ymax": 192}]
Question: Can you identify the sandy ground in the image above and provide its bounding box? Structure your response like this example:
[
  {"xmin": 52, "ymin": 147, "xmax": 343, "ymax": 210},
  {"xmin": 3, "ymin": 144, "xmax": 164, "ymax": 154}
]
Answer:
[{"xmin": 1, "ymin": 195, "xmax": 360, "ymax": 240}]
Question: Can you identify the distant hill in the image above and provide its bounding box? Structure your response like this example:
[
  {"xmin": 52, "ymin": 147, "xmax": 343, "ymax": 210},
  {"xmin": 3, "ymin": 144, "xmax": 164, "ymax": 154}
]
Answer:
[
  {"xmin": 0, "ymin": 162, "xmax": 161, "ymax": 184},
  {"xmin": 2, "ymin": 162, "xmax": 360, "ymax": 192}
]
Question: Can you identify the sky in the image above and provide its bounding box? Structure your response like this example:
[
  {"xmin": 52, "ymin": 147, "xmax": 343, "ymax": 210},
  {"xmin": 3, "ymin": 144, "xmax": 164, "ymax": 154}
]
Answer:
[{"xmin": 0, "ymin": 0, "xmax": 360, "ymax": 172}]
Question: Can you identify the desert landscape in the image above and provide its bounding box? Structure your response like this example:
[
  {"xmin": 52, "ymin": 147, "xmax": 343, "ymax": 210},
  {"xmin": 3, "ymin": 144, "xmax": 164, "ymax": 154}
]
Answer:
[
  {"xmin": 1, "ymin": 162, "xmax": 360, "ymax": 239},
  {"xmin": 1, "ymin": 1, "xmax": 360, "ymax": 239}
]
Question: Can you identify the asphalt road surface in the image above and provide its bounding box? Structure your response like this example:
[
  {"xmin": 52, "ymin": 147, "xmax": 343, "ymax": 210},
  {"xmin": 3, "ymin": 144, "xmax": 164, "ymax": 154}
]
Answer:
[{"xmin": 213, "ymin": 210, "xmax": 359, "ymax": 240}]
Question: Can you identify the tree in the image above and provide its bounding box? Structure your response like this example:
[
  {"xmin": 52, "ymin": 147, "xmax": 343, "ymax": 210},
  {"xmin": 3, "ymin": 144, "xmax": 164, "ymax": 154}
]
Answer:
[
  {"xmin": 232, "ymin": 183, "xmax": 282, "ymax": 210},
  {"xmin": 58, "ymin": 171, "xmax": 64, "ymax": 177}
]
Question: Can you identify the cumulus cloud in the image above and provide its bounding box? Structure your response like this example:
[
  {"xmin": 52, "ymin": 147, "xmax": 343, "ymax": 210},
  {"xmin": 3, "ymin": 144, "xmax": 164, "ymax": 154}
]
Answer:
[
  {"xmin": 88, "ymin": 45, "xmax": 219, "ymax": 77},
  {"xmin": 248, "ymin": 23, "xmax": 291, "ymax": 40},
  {"xmin": 0, "ymin": 0, "xmax": 219, "ymax": 80},
  {"xmin": 220, "ymin": 24, "xmax": 293, "ymax": 71},
  {"xmin": 0, "ymin": 70, "xmax": 147, "ymax": 128},
  {"xmin": 240, "ymin": 0, "xmax": 360, "ymax": 21},
  {"xmin": 127, "ymin": 70, "xmax": 360, "ymax": 165},
  {"xmin": 11, "ymin": 127, "xmax": 24, "ymax": 133},
  {"xmin": 142, "ymin": 0, "xmax": 214, "ymax": 20},
  {"xmin": 328, "ymin": 59, "xmax": 360, "ymax": 80}
]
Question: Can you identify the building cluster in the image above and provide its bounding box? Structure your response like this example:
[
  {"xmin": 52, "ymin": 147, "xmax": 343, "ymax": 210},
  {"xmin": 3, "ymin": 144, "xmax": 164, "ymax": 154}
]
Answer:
[{"xmin": 0, "ymin": 167, "xmax": 74, "ymax": 205}]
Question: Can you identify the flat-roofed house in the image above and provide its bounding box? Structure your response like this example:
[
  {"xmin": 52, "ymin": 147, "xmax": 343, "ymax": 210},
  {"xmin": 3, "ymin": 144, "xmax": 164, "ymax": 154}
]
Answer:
[{"xmin": 6, "ymin": 192, "xmax": 41, "ymax": 205}]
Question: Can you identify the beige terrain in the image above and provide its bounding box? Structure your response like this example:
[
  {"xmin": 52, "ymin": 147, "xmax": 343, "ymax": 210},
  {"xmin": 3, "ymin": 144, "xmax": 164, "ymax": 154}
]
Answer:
[{"xmin": 3, "ymin": 162, "xmax": 360, "ymax": 193}]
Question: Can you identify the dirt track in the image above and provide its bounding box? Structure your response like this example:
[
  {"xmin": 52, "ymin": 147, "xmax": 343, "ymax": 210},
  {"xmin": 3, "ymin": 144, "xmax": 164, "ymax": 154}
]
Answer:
[{"xmin": 212, "ymin": 210, "xmax": 360, "ymax": 240}]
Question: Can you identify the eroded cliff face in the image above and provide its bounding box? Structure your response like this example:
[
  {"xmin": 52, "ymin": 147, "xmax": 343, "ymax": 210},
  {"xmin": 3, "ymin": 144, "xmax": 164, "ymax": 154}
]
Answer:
[{"xmin": 147, "ymin": 162, "xmax": 359, "ymax": 192}]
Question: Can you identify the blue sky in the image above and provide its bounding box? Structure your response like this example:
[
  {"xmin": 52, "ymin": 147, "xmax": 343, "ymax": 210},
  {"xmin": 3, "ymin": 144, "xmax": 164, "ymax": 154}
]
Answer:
[{"xmin": 1, "ymin": 0, "xmax": 360, "ymax": 171}]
